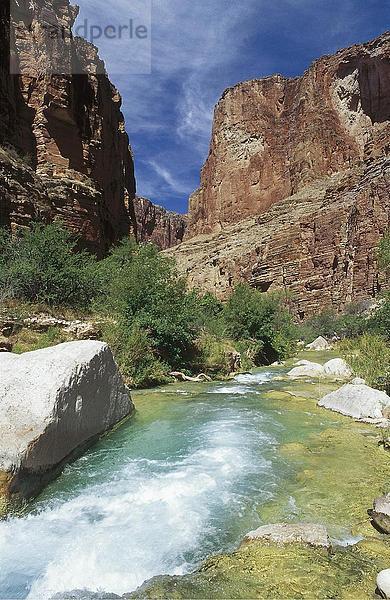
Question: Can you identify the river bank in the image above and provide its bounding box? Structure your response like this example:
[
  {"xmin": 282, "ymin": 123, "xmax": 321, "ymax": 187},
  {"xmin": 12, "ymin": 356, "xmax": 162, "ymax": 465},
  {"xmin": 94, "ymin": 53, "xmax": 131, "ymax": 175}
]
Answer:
[{"xmin": 0, "ymin": 351, "xmax": 388, "ymax": 599}]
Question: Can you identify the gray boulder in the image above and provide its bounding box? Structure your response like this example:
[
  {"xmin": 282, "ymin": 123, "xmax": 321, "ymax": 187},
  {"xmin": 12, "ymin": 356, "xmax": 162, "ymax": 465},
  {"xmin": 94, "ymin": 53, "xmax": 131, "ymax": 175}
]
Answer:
[
  {"xmin": 369, "ymin": 494, "xmax": 390, "ymax": 534},
  {"xmin": 0, "ymin": 341, "xmax": 134, "ymax": 513},
  {"xmin": 287, "ymin": 361, "xmax": 325, "ymax": 379},
  {"xmin": 377, "ymin": 570, "xmax": 390, "ymax": 598},
  {"xmin": 243, "ymin": 523, "xmax": 330, "ymax": 548},
  {"xmin": 323, "ymin": 358, "xmax": 352, "ymax": 379},
  {"xmin": 318, "ymin": 384, "xmax": 390, "ymax": 420},
  {"xmin": 305, "ymin": 336, "xmax": 331, "ymax": 351}
]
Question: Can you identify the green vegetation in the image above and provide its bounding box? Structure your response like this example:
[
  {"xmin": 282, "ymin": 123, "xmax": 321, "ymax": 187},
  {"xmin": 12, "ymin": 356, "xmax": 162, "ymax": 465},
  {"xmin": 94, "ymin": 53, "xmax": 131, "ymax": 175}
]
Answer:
[
  {"xmin": 0, "ymin": 223, "xmax": 98, "ymax": 307},
  {"xmin": 0, "ymin": 224, "xmax": 299, "ymax": 387},
  {"xmin": 3, "ymin": 223, "xmax": 390, "ymax": 389},
  {"xmin": 339, "ymin": 334, "xmax": 390, "ymax": 393}
]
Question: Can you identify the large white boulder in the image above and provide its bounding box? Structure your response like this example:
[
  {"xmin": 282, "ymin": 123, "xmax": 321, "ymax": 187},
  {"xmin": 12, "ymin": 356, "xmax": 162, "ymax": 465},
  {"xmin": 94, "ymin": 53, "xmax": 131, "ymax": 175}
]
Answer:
[
  {"xmin": 318, "ymin": 384, "xmax": 390, "ymax": 420},
  {"xmin": 0, "ymin": 341, "xmax": 134, "ymax": 512},
  {"xmin": 377, "ymin": 570, "xmax": 390, "ymax": 598},
  {"xmin": 287, "ymin": 361, "xmax": 325, "ymax": 379},
  {"xmin": 305, "ymin": 336, "xmax": 331, "ymax": 351},
  {"xmin": 323, "ymin": 358, "xmax": 352, "ymax": 379}
]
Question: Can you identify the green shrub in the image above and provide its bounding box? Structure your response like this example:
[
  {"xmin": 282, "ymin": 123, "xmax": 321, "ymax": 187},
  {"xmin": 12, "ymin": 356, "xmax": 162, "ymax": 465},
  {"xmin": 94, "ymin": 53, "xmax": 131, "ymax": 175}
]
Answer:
[
  {"xmin": 378, "ymin": 233, "xmax": 390, "ymax": 271},
  {"xmin": 103, "ymin": 321, "xmax": 169, "ymax": 388},
  {"xmin": 98, "ymin": 243, "xmax": 202, "ymax": 384},
  {"xmin": 339, "ymin": 334, "xmax": 390, "ymax": 393},
  {"xmin": 195, "ymin": 331, "xmax": 238, "ymax": 376},
  {"xmin": 368, "ymin": 296, "xmax": 390, "ymax": 341},
  {"xmin": 300, "ymin": 304, "xmax": 368, "ymax": 342},
  {"xmin": 0, "ymin": 223, "xmax": 99, "ymax": 307},
  {"xmin": 223, "ymin": 284, "xmax": 298, "ymax": 363}
]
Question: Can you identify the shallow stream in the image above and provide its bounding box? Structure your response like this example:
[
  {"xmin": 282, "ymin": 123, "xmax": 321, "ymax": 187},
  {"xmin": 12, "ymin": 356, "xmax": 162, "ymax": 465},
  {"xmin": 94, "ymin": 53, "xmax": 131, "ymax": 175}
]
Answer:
[{"xmin": 0, "ymin": 360, "xmax": 387, "ymax": 599}]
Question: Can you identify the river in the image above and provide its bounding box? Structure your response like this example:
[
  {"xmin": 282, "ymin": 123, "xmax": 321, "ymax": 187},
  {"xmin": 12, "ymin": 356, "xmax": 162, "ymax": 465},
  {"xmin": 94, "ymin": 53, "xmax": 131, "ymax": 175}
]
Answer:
[{"xmin": 0, "ymin": 365, "xmax": 359, "ymax": 599}]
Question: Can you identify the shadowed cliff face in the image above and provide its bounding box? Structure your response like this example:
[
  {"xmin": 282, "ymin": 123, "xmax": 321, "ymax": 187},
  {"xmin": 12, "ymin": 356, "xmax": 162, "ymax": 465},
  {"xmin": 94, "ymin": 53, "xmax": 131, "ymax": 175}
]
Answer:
[
  {"xmin": 187, "ymin": 32, "xmax": 390, "ymax": 237},
  {"xmin": 134, "ymin": 197, "xmax": 187, "ymax": 250},
  {"xmin": 0, "ymin": 0, "xmax": 136, "ymax": 255},
  {"xmin": 168, "ymin": 33, "xmax": 390, "ymax": 316}
]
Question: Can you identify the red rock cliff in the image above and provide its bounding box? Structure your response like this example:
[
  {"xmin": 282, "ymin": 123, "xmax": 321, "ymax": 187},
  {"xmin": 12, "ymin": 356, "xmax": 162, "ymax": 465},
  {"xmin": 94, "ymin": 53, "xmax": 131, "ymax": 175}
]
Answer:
[
  {"xmin": 134, "ymin": 197, "xmax": 187, "ymax": 250},
  {"xmin": 187, "ymin": 32, "xmax": 390, "ymax": 237},
  {"xmin": 0, "ymin": 0, "xmax": 136, "ymax": 255},
  {"xmin": 169, "ymin": 33, "xmax": 390, "ymax": 316}
]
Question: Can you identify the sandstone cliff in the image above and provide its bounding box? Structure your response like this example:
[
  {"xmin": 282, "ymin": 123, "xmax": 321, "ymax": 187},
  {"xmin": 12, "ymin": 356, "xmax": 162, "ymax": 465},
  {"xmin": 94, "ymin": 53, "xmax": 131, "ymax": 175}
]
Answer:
[
  {"xmin": 187, "ymin": 32, "xmax": 390, "ymax": 237},
  {"xmin": 134, "ymin": 196, "xmax": 187, "ymax": 250},
  {"xmin": 169, "ymin": 33, "xmax": 390, "ymax": 316},
  {"xmin": 0, "ymin": 0, "xmax": 136, "ymax": 255}
]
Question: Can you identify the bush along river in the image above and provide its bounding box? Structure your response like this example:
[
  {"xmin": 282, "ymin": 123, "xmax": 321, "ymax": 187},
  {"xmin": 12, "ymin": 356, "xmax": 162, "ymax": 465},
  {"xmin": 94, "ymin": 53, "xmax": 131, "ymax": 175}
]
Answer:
[{"xmin": 0, "ymin": 352, "xmax": 389, "ymax": 599}]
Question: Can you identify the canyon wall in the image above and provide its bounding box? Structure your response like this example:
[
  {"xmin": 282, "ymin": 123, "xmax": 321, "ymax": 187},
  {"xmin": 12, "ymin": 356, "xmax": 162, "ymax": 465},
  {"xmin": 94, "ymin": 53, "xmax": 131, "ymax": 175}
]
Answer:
[
  {"xmin": 187, "ymin": 32, "xmax": 390, "ymax": 237},
  {"xmin": 0, "ymin": 0, "xmax": 136, "ymax": 255},
  {"xmin": 169, "ymin": 33, "xmax": 390, "ymax": 316},
  {"xmin": 134, "ymin": 197, "xmax": 187, "ymax": 250}
]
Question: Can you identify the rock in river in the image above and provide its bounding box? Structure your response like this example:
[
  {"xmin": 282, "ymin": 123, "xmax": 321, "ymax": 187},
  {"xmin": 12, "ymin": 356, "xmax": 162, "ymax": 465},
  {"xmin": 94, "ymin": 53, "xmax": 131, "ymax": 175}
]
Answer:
[
  {"xmin": 0, "ymin": 341, "xmax": 134, "ymax": 514},
  {"xmin": 377, "ymin": 569, "xmax": 390, "ymax": 598},
  {"xmin": 318, "ymin": 384, "xmax": 390, "ymax": 420},
  {"xmin": 287, "ymin": 361, "xmax": 325, "ymax": 379},
  {"xmin": 243, "ymin": 523, "xmax": 330, "ymax": 548},
  {"xmin": 369, "ymin": 494, "xmax": 390, "ymax": 534},
  {"xmin": 323, "ymin": 358, "xmax": 352, "ymax": 379}
]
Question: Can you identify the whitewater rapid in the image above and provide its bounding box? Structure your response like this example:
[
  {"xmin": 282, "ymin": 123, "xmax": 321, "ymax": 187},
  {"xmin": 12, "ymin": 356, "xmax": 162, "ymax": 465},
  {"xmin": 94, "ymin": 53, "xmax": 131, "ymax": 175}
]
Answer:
[{"xmin": 0, "ymin": 371, "xmax": 281, "ymax": 599}]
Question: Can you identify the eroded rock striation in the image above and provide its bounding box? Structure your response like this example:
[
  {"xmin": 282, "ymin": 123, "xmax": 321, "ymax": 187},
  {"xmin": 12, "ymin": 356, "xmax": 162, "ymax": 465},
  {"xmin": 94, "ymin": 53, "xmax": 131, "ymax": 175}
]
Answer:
[
  {"xmin": 169, "ymin": 33, "xmax": 390, "ymax": 316},
  {"xmin": 0, "ymin": 341, "xmax": 134, "ymax": 514},
  {"xmin": 134, "ymin": 196, "xmax": 187, "ymax": 249},
  {"xmin": 0, "ymin": 0, "xmax": 136, "ymax": 255}
]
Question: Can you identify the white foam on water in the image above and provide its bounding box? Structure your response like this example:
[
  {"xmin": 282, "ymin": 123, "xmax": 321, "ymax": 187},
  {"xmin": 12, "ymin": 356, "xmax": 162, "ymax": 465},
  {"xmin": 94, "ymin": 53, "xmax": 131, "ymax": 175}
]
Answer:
[
  {"xmin": 208, "ymin": 385, "xmax": 253, "ymax": 395},
  {"xmin": 234, "ymin": 372, "xmax": 273, "ymax": 385},
  {"xmin": 0, "ymin": 404, "xmax": 277, "ymax": 600}
]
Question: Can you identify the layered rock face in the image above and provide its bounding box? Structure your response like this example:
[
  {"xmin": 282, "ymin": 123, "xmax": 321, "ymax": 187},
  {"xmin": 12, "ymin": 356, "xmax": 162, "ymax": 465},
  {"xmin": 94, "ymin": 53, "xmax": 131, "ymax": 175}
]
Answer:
[
  {"xmin": 169, "ymin": 33, "xmax": 390, "ymax": 315},
  {"xmin": 0, "ymin": 0, "xmax": 136, "ymax": 254},
  {"xmin": 188, "ymin": 32, "xmax": 390, "ymax": 237},
  {"xmin": 134, "ymin": 196, "xmax": 187, "ymax": 249},
  {"xmin": 0, "ymin": 341, "xmax": 134, "ymax": 513}
]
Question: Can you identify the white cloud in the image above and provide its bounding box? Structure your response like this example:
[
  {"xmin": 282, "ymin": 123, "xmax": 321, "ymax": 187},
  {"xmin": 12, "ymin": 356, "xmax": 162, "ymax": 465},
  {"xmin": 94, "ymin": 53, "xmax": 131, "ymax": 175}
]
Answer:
[{"xmin": 148, "ymin": 160, "xmax": 189, "ymax": 195}]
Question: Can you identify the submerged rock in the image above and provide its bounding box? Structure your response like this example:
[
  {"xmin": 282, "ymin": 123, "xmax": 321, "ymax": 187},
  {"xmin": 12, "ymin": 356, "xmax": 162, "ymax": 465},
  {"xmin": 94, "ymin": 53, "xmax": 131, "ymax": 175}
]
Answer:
[
  {"xmin": 318, "ymin": 384, "xmax": 390, "ymax": 420},
  {"xmin": 243, "ymin": 523, "xmax": 330, "ymax": 548},
  {"xmin": 305, "ymin": 336, "xmax": 331, "ymax": 351},
  {"xmin": 0, "ymin": 341, "xmax": 134, "ymax": 514},
  {"xmin": 369, "ymin": 494, "xmax": 390, "ymax": 534},
  {"xmin": 377, "ymin": 570, "xmax": 390, "ymax": 598},
  {"xmin": 127, "ymin": 537, "xmax": 390, "ymax": 599}
]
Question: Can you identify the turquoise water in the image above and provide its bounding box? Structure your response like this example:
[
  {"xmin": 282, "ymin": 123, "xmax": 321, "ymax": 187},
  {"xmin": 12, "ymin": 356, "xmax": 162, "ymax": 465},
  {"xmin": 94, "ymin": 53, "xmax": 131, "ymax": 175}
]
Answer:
[{"xmin": 0, "ymin": 368, "xmax": 337, "ymax": 599}]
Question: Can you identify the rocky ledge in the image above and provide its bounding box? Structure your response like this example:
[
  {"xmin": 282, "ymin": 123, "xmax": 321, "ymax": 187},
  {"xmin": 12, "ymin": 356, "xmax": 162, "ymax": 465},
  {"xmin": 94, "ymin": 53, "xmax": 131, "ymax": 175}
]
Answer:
[{"xmin": 0, "ymin": 341, "xmax": 134, "ymax": 514}]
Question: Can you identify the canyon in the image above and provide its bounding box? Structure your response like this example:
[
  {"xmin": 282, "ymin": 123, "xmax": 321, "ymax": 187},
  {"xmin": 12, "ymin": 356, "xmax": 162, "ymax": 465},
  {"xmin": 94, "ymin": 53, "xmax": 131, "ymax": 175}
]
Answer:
[
  {"xmin": 1, "ymin": 6, "xmax": 389, "ymax": 313},
  {"xmin": 167, "ymin": 32, "xmax": 390, "ymax": 315}
]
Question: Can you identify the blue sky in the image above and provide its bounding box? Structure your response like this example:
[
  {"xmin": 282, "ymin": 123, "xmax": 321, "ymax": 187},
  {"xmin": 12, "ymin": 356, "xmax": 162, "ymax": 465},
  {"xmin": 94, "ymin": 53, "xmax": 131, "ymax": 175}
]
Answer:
[{"xmin": 75, "ymin": 0, "xmax": 389, "ymax": 214}]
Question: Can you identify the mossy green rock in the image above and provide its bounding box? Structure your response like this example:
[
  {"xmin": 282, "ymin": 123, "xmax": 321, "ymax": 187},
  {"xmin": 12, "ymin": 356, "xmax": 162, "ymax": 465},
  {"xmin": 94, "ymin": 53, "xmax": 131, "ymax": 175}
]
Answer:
[{"xmin": 128, "ymin": 538, "xmax": 390, "ymax": 599}]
